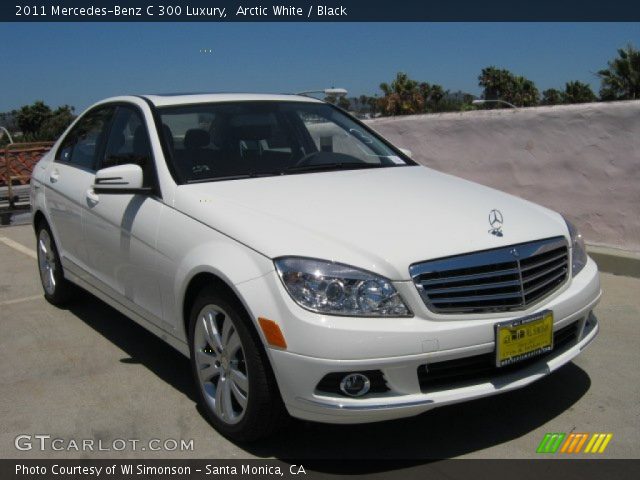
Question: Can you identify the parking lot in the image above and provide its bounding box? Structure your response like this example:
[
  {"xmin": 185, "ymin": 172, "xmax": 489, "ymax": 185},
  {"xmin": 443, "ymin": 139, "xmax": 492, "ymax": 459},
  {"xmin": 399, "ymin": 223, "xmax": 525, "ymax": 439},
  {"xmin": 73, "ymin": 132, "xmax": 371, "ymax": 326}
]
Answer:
[{"xmin": 1, "ymin": 223, "xmax": 638, "ymax": 460}]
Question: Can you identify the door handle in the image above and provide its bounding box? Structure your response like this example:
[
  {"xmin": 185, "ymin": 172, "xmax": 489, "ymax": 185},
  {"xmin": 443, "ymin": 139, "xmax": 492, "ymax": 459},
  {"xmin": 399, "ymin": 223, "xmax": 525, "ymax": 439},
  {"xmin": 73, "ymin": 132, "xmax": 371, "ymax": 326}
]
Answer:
[
  {"xmin": 49, "ymin": 169, "xmax": 60, "ymax": 183},
  {"xmin": 86, "ymin": 188, "xmax": 100, "ymax": 205}
]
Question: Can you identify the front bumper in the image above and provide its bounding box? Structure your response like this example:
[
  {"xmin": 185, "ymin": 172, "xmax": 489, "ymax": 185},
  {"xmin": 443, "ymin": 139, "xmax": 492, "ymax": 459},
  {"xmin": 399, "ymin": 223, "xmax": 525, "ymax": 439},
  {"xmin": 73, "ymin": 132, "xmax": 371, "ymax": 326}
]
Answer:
[{"xmin": 236, "ymin": 257, "xmax": 601, "ymax": 424}]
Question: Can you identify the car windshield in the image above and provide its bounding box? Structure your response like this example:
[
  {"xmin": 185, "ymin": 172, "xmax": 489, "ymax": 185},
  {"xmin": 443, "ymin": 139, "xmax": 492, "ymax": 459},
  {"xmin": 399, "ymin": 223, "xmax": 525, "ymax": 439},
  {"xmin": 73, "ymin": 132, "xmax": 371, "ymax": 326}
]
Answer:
[{"xmin": 157, "ymin": 101, "xmax": 411, "ymax": 183}]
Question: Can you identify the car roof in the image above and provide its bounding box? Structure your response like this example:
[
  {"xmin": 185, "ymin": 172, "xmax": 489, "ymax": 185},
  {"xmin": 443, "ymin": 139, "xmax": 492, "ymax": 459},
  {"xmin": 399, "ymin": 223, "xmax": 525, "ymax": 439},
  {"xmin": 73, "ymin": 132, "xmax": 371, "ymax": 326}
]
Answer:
[{"xmin": 139, "ymin": 92, "xmax": 324, "ymax": 107}]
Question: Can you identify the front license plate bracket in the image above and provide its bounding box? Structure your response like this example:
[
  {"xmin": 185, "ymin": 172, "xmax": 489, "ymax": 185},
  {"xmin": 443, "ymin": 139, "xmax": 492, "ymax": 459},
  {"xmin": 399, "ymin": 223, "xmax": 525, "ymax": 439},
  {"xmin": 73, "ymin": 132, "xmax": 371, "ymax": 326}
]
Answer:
[{"xmin": 495, "ymin": 310, "xmax": 554, "ymax": 367}]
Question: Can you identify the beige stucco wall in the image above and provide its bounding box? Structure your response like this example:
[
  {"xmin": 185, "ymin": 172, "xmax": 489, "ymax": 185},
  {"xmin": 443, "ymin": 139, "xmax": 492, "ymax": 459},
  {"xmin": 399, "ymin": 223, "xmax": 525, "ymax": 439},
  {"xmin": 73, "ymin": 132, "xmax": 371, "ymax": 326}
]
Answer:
[{"xmin": 367, "ymin": 101, "xmax": 640, "ymax": 253}]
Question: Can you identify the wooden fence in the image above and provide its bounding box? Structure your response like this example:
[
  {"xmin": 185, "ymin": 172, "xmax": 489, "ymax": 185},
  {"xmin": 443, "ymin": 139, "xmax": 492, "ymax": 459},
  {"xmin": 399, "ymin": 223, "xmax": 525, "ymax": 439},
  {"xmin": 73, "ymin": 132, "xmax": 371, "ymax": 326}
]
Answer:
[
  {"xmin": 0, "ymin": 142, "xmax": 53, "ymax": 209},
  {"xmin": 0, "ymin": 142, "xmax": 53, "ymax": 187}
]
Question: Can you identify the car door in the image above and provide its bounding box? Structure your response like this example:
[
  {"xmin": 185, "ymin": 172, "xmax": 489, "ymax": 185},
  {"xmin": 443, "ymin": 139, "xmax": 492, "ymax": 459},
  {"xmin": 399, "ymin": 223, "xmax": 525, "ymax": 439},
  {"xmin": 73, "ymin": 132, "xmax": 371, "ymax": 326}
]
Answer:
[
  {"xmin": 82, "ymin": 104, "xmax": 167, "ymax": 325},
  {"xmin": 45, "ymin": 106, "xmax": 114, "ymax": 277}
]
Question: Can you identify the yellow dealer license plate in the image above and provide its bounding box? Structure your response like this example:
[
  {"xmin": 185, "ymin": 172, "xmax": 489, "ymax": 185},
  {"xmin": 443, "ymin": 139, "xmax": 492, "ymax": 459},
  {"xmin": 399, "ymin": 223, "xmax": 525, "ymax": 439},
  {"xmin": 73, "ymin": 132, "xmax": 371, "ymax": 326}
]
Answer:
[{"xmin": 495, "ymin": 310, "xmax": 554, "ymax": 367}]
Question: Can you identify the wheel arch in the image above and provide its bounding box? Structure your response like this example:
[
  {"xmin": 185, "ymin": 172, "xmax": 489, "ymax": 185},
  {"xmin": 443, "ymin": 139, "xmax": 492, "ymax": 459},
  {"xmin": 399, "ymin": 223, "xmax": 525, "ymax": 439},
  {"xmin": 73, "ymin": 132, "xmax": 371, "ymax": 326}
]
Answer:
[
  {"xmin": 181, "ymin": 270, "xmax": 262, "ymax": 347},
  {"xmin": 183, "ymin": 270, "xmax": 289, "ymax": 439},
  {"xmin": 32, "ymin": 209, "xmax": 62, "ymax": 258},
  {"xmin": 32, "ymin": 209, "xmax": 47, "ymax": 231}
]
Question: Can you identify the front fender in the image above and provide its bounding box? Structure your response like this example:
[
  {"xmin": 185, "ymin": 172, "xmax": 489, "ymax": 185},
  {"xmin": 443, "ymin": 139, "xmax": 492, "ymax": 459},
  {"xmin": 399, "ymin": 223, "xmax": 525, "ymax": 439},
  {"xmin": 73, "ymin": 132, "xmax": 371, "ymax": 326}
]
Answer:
[
  {"xmin": 155, "ymin": 205, "xmax": 274, "ymax": 340},
  {"xmin": 175, "ymin": 241, "xmax": 274, "ymax": 311}
]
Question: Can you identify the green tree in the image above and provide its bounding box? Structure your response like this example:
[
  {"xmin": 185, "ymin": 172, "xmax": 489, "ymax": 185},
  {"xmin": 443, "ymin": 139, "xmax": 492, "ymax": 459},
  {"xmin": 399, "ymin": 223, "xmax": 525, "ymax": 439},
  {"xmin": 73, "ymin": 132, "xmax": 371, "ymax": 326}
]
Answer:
[
  {"xmin": 14, "ymin": 101, "xmax": 52, "ymax": 136},
  {"xmin": 43, "ymin": 105, "xmax": 75, "ymax": 139},
  {"xmin": 12, "ymin": 101, "xmax": 76, "ymax": 141},
  {"xmin": 418, "ymin": 82, "xmax": 446, "ymax": 112},
  {"xmin": 598, "ymin": 44, "xmax": 640, "ymax": 100},
  {"xmin": 478, "ymin": 67, "xmax": 515, "ymax": 104},
  {"xmin": 512, "ymin": 76, "xmax": 540, "ymax": 107},
  {"xmin": 379, "ymin": 72, "xmax": 424, "ymax": 115},
  {"xmin": 541, "ymin": 88, "xmax": 563, "ymax": 105},
  {"xmin": 563, "ymin": 81, "xmax": 597, "ymax": 104},
  {"xmin": 478, "ymin": 67, "xmax": 539, "ymax": 107}
]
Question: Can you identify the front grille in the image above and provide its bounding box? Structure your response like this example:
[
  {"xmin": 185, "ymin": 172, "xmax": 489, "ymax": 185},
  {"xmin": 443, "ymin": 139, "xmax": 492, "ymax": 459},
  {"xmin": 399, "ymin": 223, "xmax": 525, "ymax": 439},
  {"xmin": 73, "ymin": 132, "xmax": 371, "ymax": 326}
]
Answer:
[
  {"xmin": 410, "ymin": 237, "xmax": 569, "ymax": 314},
  {"xmin": 417, "ymin": 320, "xmax": 580, "ymax": 392}
]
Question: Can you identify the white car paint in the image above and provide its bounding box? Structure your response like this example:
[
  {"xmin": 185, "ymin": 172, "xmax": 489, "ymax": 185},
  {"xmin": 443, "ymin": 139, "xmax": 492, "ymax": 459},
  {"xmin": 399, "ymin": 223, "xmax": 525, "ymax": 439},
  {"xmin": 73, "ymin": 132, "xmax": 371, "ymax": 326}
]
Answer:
[
  {"xmin": 175, "ymin": 166, "xmax": 568, "ymax": 280},
  {"xmin": 31, "ymin": 94, "xmax": 601, "ymax": 425}
]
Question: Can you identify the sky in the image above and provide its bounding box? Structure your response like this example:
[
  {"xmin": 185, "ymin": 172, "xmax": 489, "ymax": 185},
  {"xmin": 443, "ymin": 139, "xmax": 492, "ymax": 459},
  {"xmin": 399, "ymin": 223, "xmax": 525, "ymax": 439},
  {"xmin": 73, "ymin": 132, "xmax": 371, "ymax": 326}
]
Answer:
[{"xmin": 1, "ymin": 22, "xmax": 638, "ymax": 112}]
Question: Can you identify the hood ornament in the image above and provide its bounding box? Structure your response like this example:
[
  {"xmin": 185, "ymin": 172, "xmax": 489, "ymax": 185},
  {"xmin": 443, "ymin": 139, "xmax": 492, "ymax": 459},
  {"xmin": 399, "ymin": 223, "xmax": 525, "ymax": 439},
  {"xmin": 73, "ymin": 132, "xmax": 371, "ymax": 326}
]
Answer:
[{"xmin": 488, "ymin": 209, "xmax": 504, "ymax": 237}]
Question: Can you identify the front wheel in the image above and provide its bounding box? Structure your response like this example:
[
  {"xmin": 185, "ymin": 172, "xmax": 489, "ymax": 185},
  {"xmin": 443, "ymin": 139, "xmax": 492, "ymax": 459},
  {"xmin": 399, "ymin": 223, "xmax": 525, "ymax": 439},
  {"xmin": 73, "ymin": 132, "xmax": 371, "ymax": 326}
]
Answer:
[
  {"xmin": 188, "ymin": 288, "xmax": 288, "ymax": 441},
  {"xmin": 36, "ymin": 224, "xmax": 74, "ymax": 305}
]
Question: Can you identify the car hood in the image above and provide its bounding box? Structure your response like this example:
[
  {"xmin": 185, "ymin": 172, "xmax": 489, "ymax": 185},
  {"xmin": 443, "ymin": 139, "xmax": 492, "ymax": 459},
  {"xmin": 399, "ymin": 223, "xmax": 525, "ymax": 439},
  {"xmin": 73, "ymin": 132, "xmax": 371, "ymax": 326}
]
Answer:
[{"xmin": 174, "ymin": 166, "xmax": 569, "ymax": 280}]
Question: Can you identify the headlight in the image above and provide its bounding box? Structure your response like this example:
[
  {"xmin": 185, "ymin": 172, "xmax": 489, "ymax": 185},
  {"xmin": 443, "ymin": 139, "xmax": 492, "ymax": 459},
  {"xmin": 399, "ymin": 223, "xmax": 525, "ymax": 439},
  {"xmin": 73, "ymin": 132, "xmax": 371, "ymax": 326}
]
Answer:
[
  {"xmin": 274, "ymin": 257, "xmax": 411, "ymax": 317},
  {"xmin": 564, "ymin": 218, "xmax": 588, "ymax": 276}
]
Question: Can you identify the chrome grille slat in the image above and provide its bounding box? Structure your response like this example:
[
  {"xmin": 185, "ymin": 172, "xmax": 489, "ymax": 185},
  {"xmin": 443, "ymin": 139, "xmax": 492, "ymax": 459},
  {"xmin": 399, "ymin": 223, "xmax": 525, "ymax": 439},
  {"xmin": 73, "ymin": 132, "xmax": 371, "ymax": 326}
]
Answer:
[
  {"xmin": 426, "ymin": 279, "xmax": 522, "ymax": 295},
  {"xmin": 410, "ymin": 237, "xmax": 569, "ymax": 314},
  {"xmin": 520, "ymin": 252, "xmax": 568, "ymax": 272},
  {"xmin": 522, "ymin": 262, "xmax": 567, "ymax": 284},
  {"xmin": 523, "ymin": 269, "xmax": 567, "ymax": 297},
  {"xmin": 420, "ymin": 267, "xmax": 520, "ymax": 286},
  {"xmin": 431, "ymin": 291, "xmax": 524, "ymax": 304}
]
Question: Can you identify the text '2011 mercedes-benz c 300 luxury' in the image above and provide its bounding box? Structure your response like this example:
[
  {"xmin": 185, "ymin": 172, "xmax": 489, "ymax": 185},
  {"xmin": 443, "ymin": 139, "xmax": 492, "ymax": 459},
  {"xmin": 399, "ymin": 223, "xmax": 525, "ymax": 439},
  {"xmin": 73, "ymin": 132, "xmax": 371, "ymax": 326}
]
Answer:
[{"xmin": 31, "ymin": 93, "xmax": 601, "ymax": 441}]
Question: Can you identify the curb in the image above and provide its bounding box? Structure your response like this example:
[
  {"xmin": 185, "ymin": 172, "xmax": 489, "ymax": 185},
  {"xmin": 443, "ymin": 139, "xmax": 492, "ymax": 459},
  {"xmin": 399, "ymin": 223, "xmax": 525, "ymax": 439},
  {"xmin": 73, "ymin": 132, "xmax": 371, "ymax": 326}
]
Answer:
[{"xmin": 587, "ymin": 245, "xmax": 640, "ymax": 278}]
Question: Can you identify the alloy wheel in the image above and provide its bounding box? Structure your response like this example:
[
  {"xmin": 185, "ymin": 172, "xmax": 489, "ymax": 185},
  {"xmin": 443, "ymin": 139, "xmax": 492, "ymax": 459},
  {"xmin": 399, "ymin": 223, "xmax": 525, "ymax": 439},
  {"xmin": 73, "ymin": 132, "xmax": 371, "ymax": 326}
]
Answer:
[
  {"xmin": 194, "ymin": 305, "xmax": 249, "ymax": 425},
  {"xmin": 38, "ymin": 229, "xmax": 57, "ymax": 296}
]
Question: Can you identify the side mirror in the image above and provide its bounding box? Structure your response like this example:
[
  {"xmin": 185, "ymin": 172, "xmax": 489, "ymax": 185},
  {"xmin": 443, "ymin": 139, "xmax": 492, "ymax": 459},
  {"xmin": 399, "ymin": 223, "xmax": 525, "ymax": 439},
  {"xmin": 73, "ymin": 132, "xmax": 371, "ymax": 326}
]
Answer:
[
  {"xmin": 399, "ymin": 148, "xmax": 413, "ymax": 159},
  {"xmin": 93, "ymin": 164, "xmax": 151, "ymax": 195}
]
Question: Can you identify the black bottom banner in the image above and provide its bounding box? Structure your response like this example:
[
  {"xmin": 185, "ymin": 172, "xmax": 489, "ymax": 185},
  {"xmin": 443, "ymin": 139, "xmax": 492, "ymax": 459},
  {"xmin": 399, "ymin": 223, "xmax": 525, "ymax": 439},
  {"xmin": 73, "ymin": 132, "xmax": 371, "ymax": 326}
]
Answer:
[{"xmin": 3, "ymin": 459, "xmax": 640, "ymax": 480}]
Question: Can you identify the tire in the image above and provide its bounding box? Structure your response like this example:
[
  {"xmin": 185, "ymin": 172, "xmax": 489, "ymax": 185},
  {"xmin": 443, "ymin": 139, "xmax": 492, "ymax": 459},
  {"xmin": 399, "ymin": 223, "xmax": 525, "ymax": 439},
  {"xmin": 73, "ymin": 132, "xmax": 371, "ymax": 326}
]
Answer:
[
  {"xmin": 188, "ymin": 287, "xmax": 288, "ymax": 442},
  {"xmin": 36, "ymin": 223, "xmax": 75, "ymax": 305}
]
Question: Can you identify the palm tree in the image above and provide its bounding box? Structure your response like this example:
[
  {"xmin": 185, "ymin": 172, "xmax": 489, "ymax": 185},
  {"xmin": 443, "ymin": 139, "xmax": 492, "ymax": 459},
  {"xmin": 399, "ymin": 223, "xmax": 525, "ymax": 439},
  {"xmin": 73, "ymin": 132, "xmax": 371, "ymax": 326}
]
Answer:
[
  {"xmin": 478, "ymin": 67, "xmax": 539, "ymax": 107},
  {"xmin": 379, "ymin": 72, "xmax": 424, "ymax": 116},
  {"xmin": 598, "ymin": 44, "xmax": 640, "ymax": 100},
  {"xmin": 512, "ymin": 76, "xmax": 540, "ymax": 107},
  {"xmin": 430, "ymin": 84, "xmax": 445, "ymax": 104},
  {"xmin": 416, "ymin": 82, "xmax": 447, "ymax": 112},
  {"xmin": 563, "ymin": 81, "xmax": 597, "ymax": 104},
  {"xmin": 541, "ymin": 88, "xmax": 563, "ymax": 105},
  {"xmin": 478, "ymin": 67, "xmax": 515, "ymax": 104}
]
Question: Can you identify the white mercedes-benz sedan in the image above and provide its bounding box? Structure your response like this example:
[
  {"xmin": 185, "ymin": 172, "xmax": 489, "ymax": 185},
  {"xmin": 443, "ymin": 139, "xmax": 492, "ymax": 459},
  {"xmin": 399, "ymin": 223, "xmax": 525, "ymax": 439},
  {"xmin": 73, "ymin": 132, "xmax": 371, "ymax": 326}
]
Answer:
[{"xmin": 31, "ymin": 93, "xmax": 601, "ymax": 441}]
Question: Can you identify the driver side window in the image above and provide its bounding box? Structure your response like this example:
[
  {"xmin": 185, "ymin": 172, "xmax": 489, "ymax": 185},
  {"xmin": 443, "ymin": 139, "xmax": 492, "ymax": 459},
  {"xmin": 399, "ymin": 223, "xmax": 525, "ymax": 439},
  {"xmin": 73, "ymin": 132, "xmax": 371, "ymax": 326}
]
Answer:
[
  {"xmin": 55, "ymin": 107, "xmax": 114, "ymax": 171},
  {"xmin": 101, "ymin": 106, "xmax": 154, "ymax": 187}
]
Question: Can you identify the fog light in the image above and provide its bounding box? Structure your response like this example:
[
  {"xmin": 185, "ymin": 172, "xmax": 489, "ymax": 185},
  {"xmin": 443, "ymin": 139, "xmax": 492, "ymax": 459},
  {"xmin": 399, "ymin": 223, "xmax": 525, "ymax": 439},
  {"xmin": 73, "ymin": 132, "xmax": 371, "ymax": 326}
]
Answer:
[{"xmin": 339, "ymin": 373, "xmax": 371, "ymax": 397}]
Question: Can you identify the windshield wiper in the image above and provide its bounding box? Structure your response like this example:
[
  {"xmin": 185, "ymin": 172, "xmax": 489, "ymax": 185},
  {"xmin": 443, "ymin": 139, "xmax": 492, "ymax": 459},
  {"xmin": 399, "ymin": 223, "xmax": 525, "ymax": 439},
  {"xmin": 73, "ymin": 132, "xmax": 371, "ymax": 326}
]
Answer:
[
  {"xmin": 285, "ymin": 162, "xmax": 386, "ymax": 173},
  {"xmin": 184, "ymin": 163, "xmax": 388, "ymax": 183},
  {"xmin": 186, "ymin": 172, "xmax": 282, "ymax": 184}
]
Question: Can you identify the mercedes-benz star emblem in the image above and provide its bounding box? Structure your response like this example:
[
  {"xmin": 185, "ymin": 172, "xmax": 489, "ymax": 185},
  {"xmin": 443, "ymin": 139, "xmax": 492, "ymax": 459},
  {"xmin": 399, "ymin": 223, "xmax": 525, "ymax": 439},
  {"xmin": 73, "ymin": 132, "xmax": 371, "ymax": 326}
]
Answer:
[{"xmin": 488, "ymin": 209, "xmax": 504, "ymax": 237}]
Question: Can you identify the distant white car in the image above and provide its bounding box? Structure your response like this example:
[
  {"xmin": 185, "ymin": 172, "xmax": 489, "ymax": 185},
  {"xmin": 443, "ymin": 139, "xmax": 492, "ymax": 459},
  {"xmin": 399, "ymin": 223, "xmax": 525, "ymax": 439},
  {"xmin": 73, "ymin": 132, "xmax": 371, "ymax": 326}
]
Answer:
[{"xmin": 31, "ymin": 94, "xmax": 601, "ymax": 441}]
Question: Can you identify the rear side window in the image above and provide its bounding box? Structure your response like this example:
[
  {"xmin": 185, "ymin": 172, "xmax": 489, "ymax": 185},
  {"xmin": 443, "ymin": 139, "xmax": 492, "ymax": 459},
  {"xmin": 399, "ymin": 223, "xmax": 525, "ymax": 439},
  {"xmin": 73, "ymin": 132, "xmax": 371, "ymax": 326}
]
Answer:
[{"xmin": 56, "ymin": 107, "xmax": 114, "ymax": 171}]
